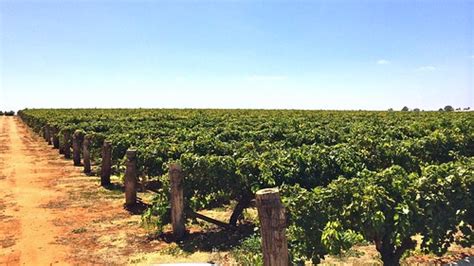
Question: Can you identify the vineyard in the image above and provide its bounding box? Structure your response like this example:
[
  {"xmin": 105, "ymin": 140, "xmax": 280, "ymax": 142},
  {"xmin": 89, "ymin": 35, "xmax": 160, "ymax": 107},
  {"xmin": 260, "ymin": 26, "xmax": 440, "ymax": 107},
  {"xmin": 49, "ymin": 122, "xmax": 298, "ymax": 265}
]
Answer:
[{"xmin": 17, "ymin": 108, "xmax": 474, "ymax": 265}]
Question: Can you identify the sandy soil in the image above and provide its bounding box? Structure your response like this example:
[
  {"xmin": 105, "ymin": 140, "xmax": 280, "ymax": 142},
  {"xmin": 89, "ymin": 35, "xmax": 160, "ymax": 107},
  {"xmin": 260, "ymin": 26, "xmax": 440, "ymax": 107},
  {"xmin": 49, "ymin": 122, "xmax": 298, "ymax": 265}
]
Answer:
[
  {"xmin": 0, "ymin": 116, "xmax": 165, "ymax": 265},
  {"xmin": 0, "ymin": 115, "xmax": 68, "ymax": 264}
]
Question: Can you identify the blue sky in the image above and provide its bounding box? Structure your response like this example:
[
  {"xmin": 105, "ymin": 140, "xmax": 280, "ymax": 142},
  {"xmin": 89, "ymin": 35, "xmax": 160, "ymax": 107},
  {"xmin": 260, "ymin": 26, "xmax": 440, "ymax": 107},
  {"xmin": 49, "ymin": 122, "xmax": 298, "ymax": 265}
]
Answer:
[{"xmin": 1, "ymin": 0, "xmax": 473, "ymax": 110}]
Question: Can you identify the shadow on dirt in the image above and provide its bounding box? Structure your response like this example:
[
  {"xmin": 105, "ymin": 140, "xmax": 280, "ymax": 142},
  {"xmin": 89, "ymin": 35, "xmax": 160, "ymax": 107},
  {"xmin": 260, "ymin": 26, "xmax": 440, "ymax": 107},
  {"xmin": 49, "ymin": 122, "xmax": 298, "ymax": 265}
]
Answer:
[
  {"xmin": 103, "ymin": 182, "xmax": 124, "ymax": 192},
  {"xmin": 124, "ymin": 199, "xmax": 150, "ymax": 215},
  {"xmin": 156, "ymin": 223, "xmax": 255, "ymax": 252}
]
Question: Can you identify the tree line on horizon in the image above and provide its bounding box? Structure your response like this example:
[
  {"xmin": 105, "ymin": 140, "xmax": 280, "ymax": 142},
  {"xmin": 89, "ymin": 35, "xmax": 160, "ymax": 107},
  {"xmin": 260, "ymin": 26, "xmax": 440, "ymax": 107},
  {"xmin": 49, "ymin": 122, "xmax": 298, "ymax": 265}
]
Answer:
[
  {"xmin": 2, "ymin": 107, "xmax": 472, "ymax": 114},
  {"xmin": 393, "ymin": 105, "xmax": 471, "ymax": 112},
  {"xmin": 0, "ymin": 110, "xmax": 15, "ymax": 116}
]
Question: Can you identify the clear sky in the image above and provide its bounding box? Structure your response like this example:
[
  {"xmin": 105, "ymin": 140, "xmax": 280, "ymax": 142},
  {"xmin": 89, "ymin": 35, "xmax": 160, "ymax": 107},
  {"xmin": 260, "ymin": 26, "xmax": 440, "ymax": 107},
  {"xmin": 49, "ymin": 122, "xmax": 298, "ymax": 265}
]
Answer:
[{"xmin": 0, "ymin": 0, "xmax": 473, "ymax": 111}]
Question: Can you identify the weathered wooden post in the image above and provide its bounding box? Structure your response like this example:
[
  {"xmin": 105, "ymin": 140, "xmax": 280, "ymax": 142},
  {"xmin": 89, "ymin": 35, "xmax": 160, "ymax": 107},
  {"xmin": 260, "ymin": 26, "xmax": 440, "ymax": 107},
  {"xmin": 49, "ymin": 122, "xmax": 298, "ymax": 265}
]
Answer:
[
  {"xmin": 169, "ymin": 163, "xmax": 185, "ymax": 240},
  {"xmin": 42, "ymin": 126, "xmax": 47, "ymax": 140},
  {"xmin": 59, "ymin": 131, "xmax": 65, "ymax": 154},
  {"xmin": 45, "ymin": 125, "xmax": 52, "ymax": 145},
  {"xmin": 43, "ymin": 126, "xmax": 49, "ymax": 143},
  {"xmin": 72, "ymin": 130, "xmax": 84, "ymax": 166},
  {"xmin": 43, "ymin": 126, "xmax": 48, "ymax": 142},
  {"xmin": 63, "ymin": 131, "xmax": 72, "ymax": 159},
  {"xmin": 82, "ymin": 135, "xmax": 91, "ymax": 174},
  {"xmin": 100, "ymin": 140, "xmax": 112, "ymax": 186},
  {"xmin": 52, "ymin": 127, "xmax": 60, "ymax": 149},
  {"xmin": 256, "ymin": 188, "xmax": 289, "ymax": 266},
  {"xmin": 124, "ymin": 149, "xmax": 137, "ymax": 206}
]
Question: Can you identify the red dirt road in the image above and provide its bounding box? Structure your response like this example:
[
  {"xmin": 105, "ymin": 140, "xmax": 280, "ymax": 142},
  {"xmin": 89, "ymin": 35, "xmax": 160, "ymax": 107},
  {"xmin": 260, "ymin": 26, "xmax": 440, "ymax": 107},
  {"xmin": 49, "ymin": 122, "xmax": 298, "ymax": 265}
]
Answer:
[
  {"xmin": 0, "ymin": 116, "xmax": 163, "ymax": 265},
  {"xmin": 0, "ymin": 116, "xmax": 68, "ymax": 264}
]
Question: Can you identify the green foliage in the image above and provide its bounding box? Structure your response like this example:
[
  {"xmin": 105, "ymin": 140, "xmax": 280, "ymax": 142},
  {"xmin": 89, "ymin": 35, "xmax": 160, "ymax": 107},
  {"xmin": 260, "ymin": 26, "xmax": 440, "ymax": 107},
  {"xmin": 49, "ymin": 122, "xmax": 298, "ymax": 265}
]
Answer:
[
  {"xmin": 231, "ymin": 234, "xmax": 263, "ymax": 266},
  {"xmin": 415, "ymin": 158, "xmax": 474, "ymax": 255},
  {"xmin": 321, "ymin": 221, "xmax": 365, "ymax": 255},
  {"xmin": 142, "ymin": 177, "xmax": 171, "ymax": 233},
  {"xmin": 282, "ymin": 184, "xmax": 327, "ymax": 264},
  {"xmin": 283, "ymin": 159, "xmax": 474, "ymax": 265}
]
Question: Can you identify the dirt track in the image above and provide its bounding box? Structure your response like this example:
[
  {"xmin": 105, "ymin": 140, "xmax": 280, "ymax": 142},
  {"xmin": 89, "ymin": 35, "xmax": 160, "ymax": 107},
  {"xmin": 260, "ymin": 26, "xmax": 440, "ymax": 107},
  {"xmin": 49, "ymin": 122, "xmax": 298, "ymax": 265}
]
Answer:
[
  {"xmin": 0, "ymin": 116, "xmax": 69, "ymax": 264},
  {"xmin": 0, "ymin": 116, "xmax": 237, "ymax": 265},
  {"xmin": 0, "ymin": 116, "xmax": 164, "ymax": 265}
]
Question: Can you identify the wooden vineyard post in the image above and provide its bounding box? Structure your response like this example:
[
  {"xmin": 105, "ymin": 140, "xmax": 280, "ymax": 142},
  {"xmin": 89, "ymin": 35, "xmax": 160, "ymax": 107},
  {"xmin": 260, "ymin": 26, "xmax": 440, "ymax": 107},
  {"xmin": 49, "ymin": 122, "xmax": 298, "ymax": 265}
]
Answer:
[
  {"xmin": 46, "ymin": 125, "xmax": 53, "ymax": 145},
  {"xmin": 256, "ymin": 188, "xmax": 289, "ymax": 266},
  {"xmin": 59, "ymin": 130, "xmax": 65, "ymax": 154},
  {"xmin": 44, "ymin": 125, "xmax": 51, "ymax": 144},
  {"xmin": 72, "ymin": 130, "xmax": 84, "ymax": 166},
  {"xmin": 100, "ymin": 140, "xmax": 112, "ymax": 186},
  {"xmin": 169, "ymin": 163, "xmax": 185, "ymax": 240},
  {"xmin": 63, "ymin": 131, "xmax": 72, "ymax": 159},
  {"xmin": 82, "ymin": 135, "xmax": 91, "ymax": 174},
  {"xmin": 52, "ymin": 127, "xmax": 60, "ymax": 149},
  {"xmin": 42, "ymin": 126, "xmax": 47, "ymax": 140},
  {"xmin": 124, "ymin": 149, "xmax": 137, "ymax": 206}
]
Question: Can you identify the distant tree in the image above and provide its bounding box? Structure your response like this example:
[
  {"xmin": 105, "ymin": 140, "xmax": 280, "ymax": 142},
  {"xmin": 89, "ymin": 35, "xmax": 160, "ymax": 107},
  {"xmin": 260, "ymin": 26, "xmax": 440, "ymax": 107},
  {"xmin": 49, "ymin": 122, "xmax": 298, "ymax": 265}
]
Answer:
[
  {"xmin": 439, "ymin": 108, "xmax": 444, "ymax": 111},
  {"xmin": 444, "ymin": 105, "xmax": 454, "ymax": 112},
  {"xmin": 464, "ymin": 107, "xmax": 471, "ymax": 111},
  {"xmin": 388, "ymin": 108, "xmax": 394, "ymax": 112},
  {"xmin": 401, "ymin": 106, "xmax": 409, "ymax": 112},
  {"xmin": 456, "ymin": 108, "xmax": 461, "ymax": 111},
  {"xmin": 413, "ymin": 108, "xmax": 420, "ymax": 112}
]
